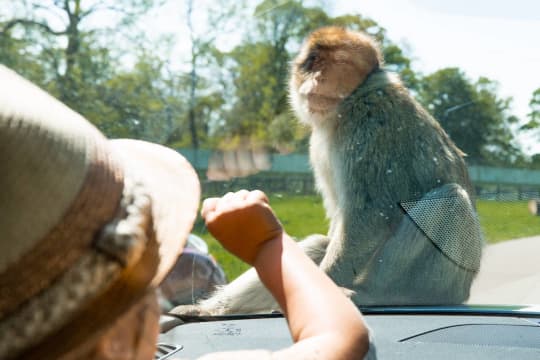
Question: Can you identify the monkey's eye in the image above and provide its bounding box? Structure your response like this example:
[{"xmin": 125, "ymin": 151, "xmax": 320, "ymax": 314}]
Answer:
[{"xmin": 300, "ymin": 51, "xmax": 318, "ymax": 72}]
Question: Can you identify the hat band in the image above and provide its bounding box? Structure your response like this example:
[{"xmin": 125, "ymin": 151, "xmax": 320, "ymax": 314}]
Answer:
[
  {"xmin": 0, "ymin": 139, "xmax": 123, "ymax": 320},
  {"xmin": 0, "ymin": 176, "xmax": 154, "ymax": 359}
]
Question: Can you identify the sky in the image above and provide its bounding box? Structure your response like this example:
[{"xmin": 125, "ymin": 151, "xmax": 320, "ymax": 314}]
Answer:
[{"xmin": 331, "ymin": 0, "xmax": 540, "ymax": 153}]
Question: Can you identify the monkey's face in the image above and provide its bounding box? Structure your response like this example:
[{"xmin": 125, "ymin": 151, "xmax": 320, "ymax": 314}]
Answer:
[{"xmin": 289, "ymin": 27, "xmax": 382, "ymax": 126}]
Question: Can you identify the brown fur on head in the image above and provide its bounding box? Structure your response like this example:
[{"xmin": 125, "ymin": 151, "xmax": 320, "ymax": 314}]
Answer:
[{"xmin": 289, "ymin": 26, "xmax": 383, "ymax": 125}]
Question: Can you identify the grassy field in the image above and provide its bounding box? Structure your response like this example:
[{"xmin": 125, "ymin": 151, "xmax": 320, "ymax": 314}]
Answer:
[
  {"xmin": 476, "ymin": 200, "xmax": 540, "ymax": 243},
  {"xmin": 192, "ymin": 195, "xmax": 540, "ymax": 280}
]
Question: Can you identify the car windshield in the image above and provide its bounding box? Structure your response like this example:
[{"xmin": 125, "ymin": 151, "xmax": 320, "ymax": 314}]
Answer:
[{"xmin": 3, "ymin": 0, "xmax": 540, "ymax": 313}]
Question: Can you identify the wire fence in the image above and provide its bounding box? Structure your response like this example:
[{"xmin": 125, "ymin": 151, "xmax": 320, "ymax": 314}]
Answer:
[{"xmin": 199, "ymin": 171, "xmax": 540, "ymax": 202}]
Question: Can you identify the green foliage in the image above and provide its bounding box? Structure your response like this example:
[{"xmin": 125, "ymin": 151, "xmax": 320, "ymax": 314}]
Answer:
[
  {"xmin": 529, "ymin": 154, "xmax": 540, "ymax": 170},
  {"xmin": 0, "ymin": 30, "xmax": 47, "ymax": 84},
  {"xmin": 417, "ymin": 68, "xmax": 523, "ymax": 166},
  {"xmin": 530, "ymin": 88, "xmax": 540, "ymax": 123},
  {"xmin": 0, "ymin": 0, "xmax": 165, "ymax": 137},
  {"xmin": 521, "ymin": 88, "xmax": 540, "ymax": 131},
  {"xmin": 477, "ymin": 200, "xmax": 540, "ymax": 243},
  {"xmin": 383, "ymin": 44, "xmax": 418, "ymax": 89},
  {"xmin": 98, "ymin": 56, "xmax": 177, "ymax": 141}
]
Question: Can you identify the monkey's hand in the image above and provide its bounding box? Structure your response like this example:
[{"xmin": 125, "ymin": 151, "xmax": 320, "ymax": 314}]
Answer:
[{"xmin": 201, "ymin": 190, "xmax": 283, "ymax": 265}]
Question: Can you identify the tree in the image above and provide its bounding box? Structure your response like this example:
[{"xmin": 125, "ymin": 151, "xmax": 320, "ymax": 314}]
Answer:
[
  {"xmin": 0, "ymin": 0, "xmax": 157, "ymax": 132},
  {"xmin": 519, "ymin": 88, "xmax": 540, "ymax": 166},
  {"xmin": 529, "ymin": 153, "xmax": 540, "ymax": 169},
  {"xmin": 521, "ymin": 88, "xmax": 540, "ymax": 131},
  {"xmin": 93, "ymin": 54, "xmax": 179, "ymax": 142},
  {"xmin": 418, "ymin": 68, "xmax": 522, "ymax": 165},
  {"xmin": 164, "ymin": 0, "xmax": 245, "ymax": 149},
  {"xmin": 0, "ymin": 23, "xmax": 48, "ymax": 84},
  {"xmin": 219, "ymin": 0, "xmax": 417, "ymax": 152}
]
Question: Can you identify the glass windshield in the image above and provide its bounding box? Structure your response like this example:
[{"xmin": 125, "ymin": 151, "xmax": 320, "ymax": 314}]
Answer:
[{"xmin": 3, "ymin": 0, "xmax": 539, "ymax": 313}]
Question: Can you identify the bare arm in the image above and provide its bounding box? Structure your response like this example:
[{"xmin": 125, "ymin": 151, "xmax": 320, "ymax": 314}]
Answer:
[
  {"xmin": 255, "ymin": 233, "xmax": 368, "ymax": 359},
  {"xmin": 201, "ymin": 190, "xmax": 369, "ymax": 360}
]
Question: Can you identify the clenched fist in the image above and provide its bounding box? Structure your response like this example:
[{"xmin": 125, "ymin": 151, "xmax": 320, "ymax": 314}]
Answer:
[{"xmin": 201, "ymin": 190, "xmax": 283, "ymax": 265}]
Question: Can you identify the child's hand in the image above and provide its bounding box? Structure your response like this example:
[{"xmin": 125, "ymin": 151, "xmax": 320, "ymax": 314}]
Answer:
[{"xmin": 201, "ymin": 190, "xmax": 283, "ymax": 265}]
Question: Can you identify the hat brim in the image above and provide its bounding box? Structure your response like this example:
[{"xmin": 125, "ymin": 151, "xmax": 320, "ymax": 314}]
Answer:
[{"xmin": 110, "ymin": 138, "xmax": 201, "ymax": 287}]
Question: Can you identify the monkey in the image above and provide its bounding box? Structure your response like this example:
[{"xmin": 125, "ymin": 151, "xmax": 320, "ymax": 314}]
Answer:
[
  {"xmin": 171, "ymin": 27, "xmax": 483, "ymax": 316},
  {"xmin": 288, "ymin": 26, "xmax": 483, "ymax": 305}
]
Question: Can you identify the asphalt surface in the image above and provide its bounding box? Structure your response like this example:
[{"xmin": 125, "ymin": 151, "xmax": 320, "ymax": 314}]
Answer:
[{"xmin": 468, "ymin": 235, "xmax": 540, "ymax": 305}]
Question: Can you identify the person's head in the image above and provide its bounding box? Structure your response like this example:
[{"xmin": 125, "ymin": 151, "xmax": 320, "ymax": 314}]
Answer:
[{"xmin": 0, "ymin": 65, "xmax": 200, "ymax": 359}]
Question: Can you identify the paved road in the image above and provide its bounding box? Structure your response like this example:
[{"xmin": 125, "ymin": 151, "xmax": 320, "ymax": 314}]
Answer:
[{"xmin": 468, "ymin": 235, "xmax": 540, "ymax": 305}]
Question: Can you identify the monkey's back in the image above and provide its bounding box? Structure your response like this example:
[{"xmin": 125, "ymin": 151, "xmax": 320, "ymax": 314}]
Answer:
[{"xmin": 334, "ymin": 70, "xmax": 473, "ymax": 224}]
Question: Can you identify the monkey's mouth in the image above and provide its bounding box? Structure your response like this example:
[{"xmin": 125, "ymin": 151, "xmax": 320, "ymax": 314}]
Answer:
[{"xmin": 307, "ymin": 93, "xmax": 340, "ymax": 113}]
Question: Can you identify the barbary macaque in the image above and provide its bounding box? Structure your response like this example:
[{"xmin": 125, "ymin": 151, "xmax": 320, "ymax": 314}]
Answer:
[{"xmin": 172, "ymin": 27, "xmax": 483, "ymax": 316}]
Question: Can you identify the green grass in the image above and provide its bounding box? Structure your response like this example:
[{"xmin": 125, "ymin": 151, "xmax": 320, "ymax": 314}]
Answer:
[
  {"xmin": 477, "ymin": 200, "xmax": 540, "ymax": 244},
  {"xmin": 193, "ymin": 195, "xmax": 540, "ymax": 280}
]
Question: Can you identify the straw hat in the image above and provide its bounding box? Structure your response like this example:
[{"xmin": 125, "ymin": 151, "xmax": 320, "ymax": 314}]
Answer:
[{"xmin": 0, "ymin": 65, "xmax": 200, "ymax": 359}]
